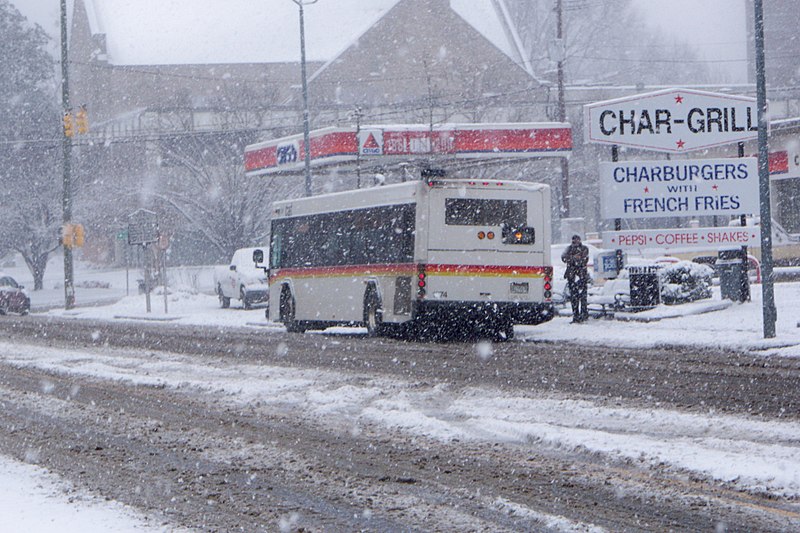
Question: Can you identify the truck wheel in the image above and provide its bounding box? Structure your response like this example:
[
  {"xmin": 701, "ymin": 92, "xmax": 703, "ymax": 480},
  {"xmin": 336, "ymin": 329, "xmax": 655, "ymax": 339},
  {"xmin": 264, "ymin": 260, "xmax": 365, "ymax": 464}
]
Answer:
[
  {"xmin": 240, "ymin": 287, "xmax": 251, "ymax": 310},
  {"xmin": 217, "ymin": 284, "xmax": 230, "ymax": 309},
  {"xmin": 363, "ymin": 290, "xmax": 383, "ymax": 337}
]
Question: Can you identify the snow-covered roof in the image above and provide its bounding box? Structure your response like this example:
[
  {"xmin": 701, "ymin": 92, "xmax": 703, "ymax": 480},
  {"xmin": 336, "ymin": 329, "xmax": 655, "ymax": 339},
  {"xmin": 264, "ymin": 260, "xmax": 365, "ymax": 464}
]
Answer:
[{"xmin": 81, "ymin": 0, "xmax": 530, "ymax": 74}]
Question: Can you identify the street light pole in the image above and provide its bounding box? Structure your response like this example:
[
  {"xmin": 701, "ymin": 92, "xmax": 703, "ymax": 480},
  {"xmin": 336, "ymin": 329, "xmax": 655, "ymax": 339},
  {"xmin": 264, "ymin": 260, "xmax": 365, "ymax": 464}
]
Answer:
[
  {"xmin": 555, "ymin": 0, "xmax": 570, "ymax": 218},
  {"xmin": 753, "ymin": 0, "xmax": 776, "ymax": 338},
  {"xmin": 60, "ymin": 0, "xmax": 75, "ymax": 309},
  {"xmin": 291, "ymin": 0, "xmax": 317, "ymax": 197}
]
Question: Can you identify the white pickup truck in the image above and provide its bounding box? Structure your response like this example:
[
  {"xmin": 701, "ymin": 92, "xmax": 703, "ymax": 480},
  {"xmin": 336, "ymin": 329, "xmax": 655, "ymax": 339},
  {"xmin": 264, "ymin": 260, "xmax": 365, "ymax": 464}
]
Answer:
[{"xmin": 213, "ymin": 247, "xmax": 269, "ymax": 309}]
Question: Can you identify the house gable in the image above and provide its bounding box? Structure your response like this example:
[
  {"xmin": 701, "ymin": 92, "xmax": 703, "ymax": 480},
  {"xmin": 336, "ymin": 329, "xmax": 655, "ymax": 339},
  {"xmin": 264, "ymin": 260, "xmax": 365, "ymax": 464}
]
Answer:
[{"xmin": 308, "ymin": 0, "xmax": 540, "ymax": 121}]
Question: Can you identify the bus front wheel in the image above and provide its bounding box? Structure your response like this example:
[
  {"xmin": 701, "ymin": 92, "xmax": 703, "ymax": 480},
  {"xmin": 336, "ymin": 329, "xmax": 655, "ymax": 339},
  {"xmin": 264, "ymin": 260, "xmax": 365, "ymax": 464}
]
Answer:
[
  {"xmin": 280, "ymin": 288, "xmax": 305, "ymax": 333},
  {"xmin": 364, "ymin": 291, "xmax": 383, "ymax": 337}
]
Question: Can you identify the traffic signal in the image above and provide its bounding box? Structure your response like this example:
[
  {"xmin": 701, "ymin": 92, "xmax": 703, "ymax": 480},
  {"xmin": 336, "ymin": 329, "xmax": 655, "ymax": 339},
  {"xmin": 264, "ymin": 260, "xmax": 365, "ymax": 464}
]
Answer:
[
  {"xmin": 61, "ymin": 223, "xmax": 86, "ymax": 248},
  {"xmin": 61, "ymin": 223, "xmax": 74, "ymax": 247},
  {"xmin": 73, "ymin": 224, "xmax": 85, "ymax": 247},
  {"xmin": 62, "ymin": 111, "xmax": 74, "ymax": 138},
  {"xmin": 76, "ymin": 106, "xmax": 89, "ymax": 135}
]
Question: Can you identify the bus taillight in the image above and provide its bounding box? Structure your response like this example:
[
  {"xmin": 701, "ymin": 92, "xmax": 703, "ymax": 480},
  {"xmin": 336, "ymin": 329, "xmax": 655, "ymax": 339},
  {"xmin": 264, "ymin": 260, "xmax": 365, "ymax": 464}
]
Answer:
[
  {"xmin": 544, "ymin": 270, "xmax": 552, "ymax": 300},
  {"xmin": 417, "ymin": 264, "xmax": 426, "ymax": 298}
]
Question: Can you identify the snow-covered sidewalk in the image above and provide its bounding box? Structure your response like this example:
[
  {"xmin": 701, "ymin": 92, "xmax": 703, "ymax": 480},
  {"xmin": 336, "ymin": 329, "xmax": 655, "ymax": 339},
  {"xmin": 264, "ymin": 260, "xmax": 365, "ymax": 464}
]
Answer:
[
  {"xmin": 0, "ymin": 455, "xmax": 177, "ymax": 532},
  {"xmin": 36, "ymin": 280, "xmax": 800, "ymax": 358}
]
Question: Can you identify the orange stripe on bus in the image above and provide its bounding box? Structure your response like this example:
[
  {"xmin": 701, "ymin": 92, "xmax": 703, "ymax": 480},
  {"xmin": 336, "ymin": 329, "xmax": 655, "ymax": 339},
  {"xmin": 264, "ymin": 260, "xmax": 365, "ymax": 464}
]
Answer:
[{"xmin": 269, "ymin": 263, "xmax": 551, "ymax": 282}]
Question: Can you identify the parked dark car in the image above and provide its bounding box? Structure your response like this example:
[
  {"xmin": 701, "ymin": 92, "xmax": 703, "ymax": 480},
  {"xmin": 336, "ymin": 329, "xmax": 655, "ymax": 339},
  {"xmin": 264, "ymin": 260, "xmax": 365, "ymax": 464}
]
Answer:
[{"xmin": 0, "ymin": 274, "xmax": 30, "ymax": 315}]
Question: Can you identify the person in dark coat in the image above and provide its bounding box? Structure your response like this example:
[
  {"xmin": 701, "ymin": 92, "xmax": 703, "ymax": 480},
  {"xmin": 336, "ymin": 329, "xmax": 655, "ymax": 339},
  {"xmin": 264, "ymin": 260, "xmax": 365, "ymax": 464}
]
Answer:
[{"xmin": 561, "ymin": 234, "xmax": 589, "ymax": 323}]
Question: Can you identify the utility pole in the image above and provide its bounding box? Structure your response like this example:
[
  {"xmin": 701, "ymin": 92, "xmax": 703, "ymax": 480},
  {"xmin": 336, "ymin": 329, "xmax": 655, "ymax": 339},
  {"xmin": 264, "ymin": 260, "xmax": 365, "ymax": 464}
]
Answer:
[
  {"xmin": 753, "ymin": 0, "xmax": 776, "ymax": 338},
  {"xmin": 354, "ymin": 106, "xmax": 363, "ymax": 189},
  {"xmin": 290, "ymin": 0, "xmax": 317, "ymax": 197},
  {"xmin": 60, "ymin": 0, "xmax": 75, "ymax": 309},
  {"xmin": 555, "ymin": 0, "xmax": 570, "ymax": 218}
]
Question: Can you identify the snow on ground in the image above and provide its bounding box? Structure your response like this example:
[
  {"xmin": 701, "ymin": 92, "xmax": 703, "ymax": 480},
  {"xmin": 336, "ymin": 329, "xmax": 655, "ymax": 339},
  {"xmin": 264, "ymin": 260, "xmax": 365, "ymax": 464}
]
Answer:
[
  {"xmin": 0, "ymin": 455, "xmax": 178, "ymax": 532},
  {"xmin": 3, "ymin": 255, "xmax": 800, "ymax": 526},
  {"xmin": 3, "ymin": 338, "xmax": 800, "ymax": 501}
]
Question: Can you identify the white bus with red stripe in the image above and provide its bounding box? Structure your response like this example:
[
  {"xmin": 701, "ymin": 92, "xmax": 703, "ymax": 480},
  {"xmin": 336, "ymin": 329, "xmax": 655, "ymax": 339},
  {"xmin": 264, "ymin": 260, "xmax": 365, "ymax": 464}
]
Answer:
[{"xmin": 262, "ymin": 178, "xmax": 554, "ymax": 340}]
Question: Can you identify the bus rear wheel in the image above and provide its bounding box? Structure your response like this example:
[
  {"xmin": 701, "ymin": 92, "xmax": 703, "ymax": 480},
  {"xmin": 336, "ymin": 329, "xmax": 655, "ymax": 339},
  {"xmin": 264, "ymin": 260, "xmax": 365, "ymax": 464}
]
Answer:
[
  {"xmin": 364, "ymin": 291, "xmax": 383, "ymax": 337},
  {"xmin": 491, "ymin": 319, "xmax": 514, "ymax": 342}
]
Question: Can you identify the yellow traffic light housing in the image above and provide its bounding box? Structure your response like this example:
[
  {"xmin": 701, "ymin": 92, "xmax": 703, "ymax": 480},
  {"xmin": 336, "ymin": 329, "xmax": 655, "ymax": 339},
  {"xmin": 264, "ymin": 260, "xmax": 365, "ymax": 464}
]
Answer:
[
  {"xmin": 73, "ymin": 224, "xmax": 85, "ymax": 247},
  {"xmin": 61, "ymin": 223, "xmax": 74, "ymax": 247},
  {"xmin": 76, "ymin": 106, "xmax": 89, "ymax": 135},
  {"xmin": 61, "ymin": 223, "xmax": 86, "ymax": 248},
  {"xmin": 62, "ymin": 111, "xmax": 74, "ymax": 138}
]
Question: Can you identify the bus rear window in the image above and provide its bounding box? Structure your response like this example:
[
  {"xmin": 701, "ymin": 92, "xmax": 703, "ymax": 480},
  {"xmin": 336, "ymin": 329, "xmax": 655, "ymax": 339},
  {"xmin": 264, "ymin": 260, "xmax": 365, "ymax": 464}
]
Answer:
[{"xmin": 445, "ymin": 199, "xmax": 527, "ymax": 226}]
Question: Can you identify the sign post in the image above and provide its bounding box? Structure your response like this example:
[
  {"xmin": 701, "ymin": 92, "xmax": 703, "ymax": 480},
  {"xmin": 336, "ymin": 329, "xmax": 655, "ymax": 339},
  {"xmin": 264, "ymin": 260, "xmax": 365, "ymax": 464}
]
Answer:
[
  {"xmin": 754, "ymin": 0, "xmax": 776, "ymax": 338},
  {"xmin": 127, "ymin": 209, "xmax": 159, "ymax": 313},
  {"xmin": 156, "ymin": 234, "xmax": 170, "ymax": 314}
]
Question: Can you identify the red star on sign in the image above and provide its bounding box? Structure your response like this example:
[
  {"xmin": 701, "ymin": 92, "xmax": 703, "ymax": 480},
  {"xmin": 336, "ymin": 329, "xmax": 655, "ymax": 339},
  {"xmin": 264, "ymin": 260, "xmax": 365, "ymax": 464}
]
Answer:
[
  {"xmin": 712, "ymin": 184, "xmax": 718, "ymax": 190},
  {"xmin": 675, "ymin": 95, "xmax": 684, "ymax": 104},
  {"xmin": 676, "ymin": 139, "xmax": 686, "ymax": 149},
  {"xmin": 644, "ymin": 187, "xmax": 650, "ymax": 193}
]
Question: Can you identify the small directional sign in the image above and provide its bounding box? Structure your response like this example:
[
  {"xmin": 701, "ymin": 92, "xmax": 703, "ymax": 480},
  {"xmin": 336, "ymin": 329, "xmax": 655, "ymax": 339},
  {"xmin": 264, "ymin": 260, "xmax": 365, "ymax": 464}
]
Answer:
[{"xmin": 127, "ymin": 209, "xmax": 159, "ymax": 246}]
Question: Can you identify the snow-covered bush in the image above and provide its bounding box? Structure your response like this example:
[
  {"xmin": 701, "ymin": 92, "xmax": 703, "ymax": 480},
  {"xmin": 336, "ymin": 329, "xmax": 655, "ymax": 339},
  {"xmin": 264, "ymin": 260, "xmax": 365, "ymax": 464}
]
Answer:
[{"xmin": 659, "ymin": 261, "xmax": 713, "ymax": 305}]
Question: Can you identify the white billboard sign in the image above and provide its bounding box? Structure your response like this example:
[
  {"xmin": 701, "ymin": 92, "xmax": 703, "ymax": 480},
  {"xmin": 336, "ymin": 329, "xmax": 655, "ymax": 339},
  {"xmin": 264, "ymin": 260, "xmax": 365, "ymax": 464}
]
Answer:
[
  {"xmin": 584, "ymin": 88, "xmax": 760, "ymax": 153},
  {"xmin": 603, "ymin": 227, "xmax": 760, "ymax": 251},
  {"xmin": 600, "ymin": 157, "xmax": 760, "ymax": 219}
]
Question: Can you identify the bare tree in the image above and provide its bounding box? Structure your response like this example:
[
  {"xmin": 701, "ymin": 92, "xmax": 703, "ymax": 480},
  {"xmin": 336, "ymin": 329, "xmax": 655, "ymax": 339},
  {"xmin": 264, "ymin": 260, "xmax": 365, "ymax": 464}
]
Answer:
[
  {"xmin": 149, "ymin": 130, "xmax": 296, "ymax": 261},
  {"xmin": 0, "ymin": 0, "xmax": 61, "ymax": 289},
  {"xmin": 510, "ymin": 0, "xmax": 713, "ymax": 88}
]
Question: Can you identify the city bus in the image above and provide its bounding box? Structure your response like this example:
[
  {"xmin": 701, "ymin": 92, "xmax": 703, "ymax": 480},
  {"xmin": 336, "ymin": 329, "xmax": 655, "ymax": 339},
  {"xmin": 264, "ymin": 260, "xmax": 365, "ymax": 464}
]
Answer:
[{"xmin": 260, "ymin": 178, "xmax": 554, "ymax": 340}]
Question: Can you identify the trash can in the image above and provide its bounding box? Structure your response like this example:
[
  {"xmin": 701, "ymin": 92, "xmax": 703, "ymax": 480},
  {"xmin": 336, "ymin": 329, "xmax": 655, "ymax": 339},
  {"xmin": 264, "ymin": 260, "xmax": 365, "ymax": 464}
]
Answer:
[
  {"xmin": 628, "ymin": 265, "xmax": 661, "ymax": 310},
  {"xmin": 718, "ymin": 248, "xmax": 750, "ymax": 302}
]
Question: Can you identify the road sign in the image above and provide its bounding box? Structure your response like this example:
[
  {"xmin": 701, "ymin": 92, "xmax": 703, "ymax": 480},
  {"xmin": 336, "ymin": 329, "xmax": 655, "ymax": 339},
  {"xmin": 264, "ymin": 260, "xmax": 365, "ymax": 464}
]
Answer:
[
  {"xmin": 599, "ymin": 157, "xmax": 760, "ymax": 219},
  {"xmin": 584, "ymin": 88, "xmax": 761, "ymax": 153},
  {"xmin": 603, "ymin": 227, "xmax": 761, "ymax": 251},
  {"xmin": 127, "ymin": 209, "xmax": 159, "ymax": 245}
]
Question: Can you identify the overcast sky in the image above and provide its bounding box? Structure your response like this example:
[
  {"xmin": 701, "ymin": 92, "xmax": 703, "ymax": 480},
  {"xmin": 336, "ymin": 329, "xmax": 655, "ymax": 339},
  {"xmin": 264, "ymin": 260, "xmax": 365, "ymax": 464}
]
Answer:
[
  {"xmin": 631, "ymin": 0, "xmax": 748, "ymax": 83},
  {"xmin": 12, "ymin": 0, "xmax": 749, "ymax": 83}
]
